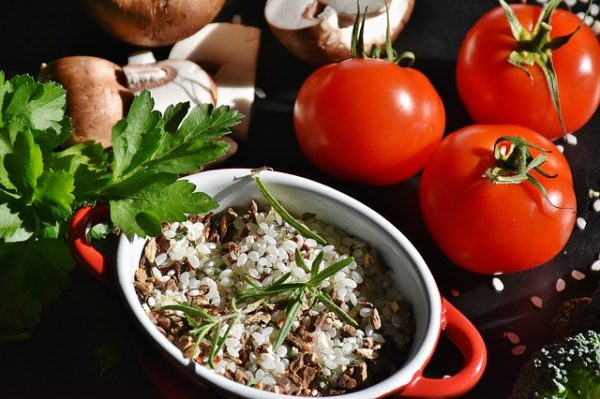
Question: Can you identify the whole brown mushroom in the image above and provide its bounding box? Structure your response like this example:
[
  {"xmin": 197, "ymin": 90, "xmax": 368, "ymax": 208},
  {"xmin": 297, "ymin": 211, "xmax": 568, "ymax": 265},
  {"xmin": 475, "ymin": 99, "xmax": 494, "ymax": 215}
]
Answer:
[
  {"xmin": 82, "ymin": 0, "xmax": 226, "ymax": 47},
  {"xmin": 39, "ymin": 56, "xmax": 133, "ymax": 148}
]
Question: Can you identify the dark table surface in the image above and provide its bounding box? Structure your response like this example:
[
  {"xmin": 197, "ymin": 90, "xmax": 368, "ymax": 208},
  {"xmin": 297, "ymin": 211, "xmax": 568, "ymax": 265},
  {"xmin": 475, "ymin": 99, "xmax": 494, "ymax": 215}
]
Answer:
[{"xmin": 1, "ymin": 1, "xmax": 599, "ymax": 398}]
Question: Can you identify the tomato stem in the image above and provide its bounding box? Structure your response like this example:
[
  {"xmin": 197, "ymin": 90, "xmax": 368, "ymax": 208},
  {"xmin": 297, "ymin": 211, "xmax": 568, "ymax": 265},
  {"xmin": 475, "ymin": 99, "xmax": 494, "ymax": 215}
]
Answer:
[
  {"xmin": 499, "ymin": 0, "xmax": 594, "ymax": 137},
  {"xmin": 484, "ymin": 136, "xmax": 573, "ymax": 211},
  {"xmin": 350, "ymin": 0, "xmax": 413, "ymax": 65}
]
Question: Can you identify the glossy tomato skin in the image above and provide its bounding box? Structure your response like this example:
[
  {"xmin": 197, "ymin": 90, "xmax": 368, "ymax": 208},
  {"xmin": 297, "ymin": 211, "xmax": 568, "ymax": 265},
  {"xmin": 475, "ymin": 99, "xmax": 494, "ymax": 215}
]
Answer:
[
  {"xmin": 457, "ymin": 4, "xmax": 600, "ymax": 140},
  {"xmin": 420, "ymin": 125, "xmax": 576, "ymax": 274},
  {"xmin": 294, "ymin": 58, "xmax": 445, "ymax": 185}
]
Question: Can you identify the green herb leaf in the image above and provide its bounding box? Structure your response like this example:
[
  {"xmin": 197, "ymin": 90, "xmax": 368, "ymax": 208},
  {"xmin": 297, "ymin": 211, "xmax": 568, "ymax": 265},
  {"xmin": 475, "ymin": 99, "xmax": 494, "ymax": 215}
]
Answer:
[
  {"xmin": 2, "ymin": 75, "xmax": 70, "ymax": 150},
  {"xmin": 309, "ymin": 256, "xmax": 354, "ymax": 285},
  {"xmin": 0, "ymin": 203, "xmax": 22, "ymax": 240},
  {"xmin": 274, "ymin": 296, "xmax": 302, "ymax": 349},
  {"xmin": 239, "ymin": 282, "xmax": 306, "ymax": 299},
  {"xmin": 209, "ymin": 321, "xmax": 234, "ymax": 368},
  {"xmin": 110, "ymin": 92, "xmax": 240, "ymax": 185},
  {"xmin": 32, "ymin": 170, "xmax": 75, "ymax": 223},
  {"xmin": 0, "ymin": 238, "xmax": 74, "ymax": 331},
  {"xmin": 272, "ymin": 272, "xmax": 292, "ymax": 287},
  {"xmin": 161, "ymin": 303, "xmax": 216, "ymax": 322},
  {"xmin": 4, "ymin": 128, "xmax": 43, "ymax": 202},
  {"xmin": 86, "ymin": 222, "xmax": 114, "ymax": 242},
  {"xmin": 109, "ymin": 179, "xmax": 218, "ymax": 237},
  {"xmin": 254, "ymin": 175, "xmax": 327, "ymax": 245},
  {"xmin": 316, "ymin": 290, "xmax": 358, "ymax": 327},
  {"xmin": 110, "ymin": 91, "xmax": 161, "ymax": 180},
  {"xmin": 295, "ymin": 248, "xmax": 310, "ymax": 273},
  {"xmin": 311, "ymin": 251, "xmax": 324, "ymax": 279}
]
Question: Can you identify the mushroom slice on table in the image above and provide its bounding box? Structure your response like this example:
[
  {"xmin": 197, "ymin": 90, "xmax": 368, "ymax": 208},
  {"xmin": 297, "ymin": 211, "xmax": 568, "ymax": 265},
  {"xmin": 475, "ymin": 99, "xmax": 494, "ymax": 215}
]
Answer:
[{"xmin": 265, "ymin": 0, "xmax": 415, "ymax": 66}]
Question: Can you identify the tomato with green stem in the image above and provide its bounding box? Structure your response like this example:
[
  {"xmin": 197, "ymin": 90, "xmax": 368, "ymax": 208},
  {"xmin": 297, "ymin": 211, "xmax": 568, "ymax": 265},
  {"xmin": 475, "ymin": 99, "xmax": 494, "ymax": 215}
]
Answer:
[
  {"xmin": 293, "ymin": 6, "xmax": 445, "ymax": 185},
  {"xmin": 419, "ymin": 124, "xmax": 576, "ymax": 274},
  {"xmin": 456, "ymin": 0, "xmax": 600, "ymax": 140}
]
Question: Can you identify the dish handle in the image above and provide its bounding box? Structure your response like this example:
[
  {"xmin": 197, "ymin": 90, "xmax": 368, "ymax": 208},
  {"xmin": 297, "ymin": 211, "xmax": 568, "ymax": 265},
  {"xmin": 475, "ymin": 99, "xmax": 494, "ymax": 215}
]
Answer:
[
  {"xmin": 399, "ymin": 297, "xmax": 487, "ymax": 398},
  {"xmin": 68, "ymin": 204, "xmax": 114, "ymax": 289}
]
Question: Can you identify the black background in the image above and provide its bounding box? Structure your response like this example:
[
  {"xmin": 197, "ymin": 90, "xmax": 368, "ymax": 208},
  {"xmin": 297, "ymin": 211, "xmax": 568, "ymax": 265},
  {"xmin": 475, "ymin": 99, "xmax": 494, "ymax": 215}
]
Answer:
[{"xmin": 1, "ymin": 0, "xmax": 599, "ymax": 398}]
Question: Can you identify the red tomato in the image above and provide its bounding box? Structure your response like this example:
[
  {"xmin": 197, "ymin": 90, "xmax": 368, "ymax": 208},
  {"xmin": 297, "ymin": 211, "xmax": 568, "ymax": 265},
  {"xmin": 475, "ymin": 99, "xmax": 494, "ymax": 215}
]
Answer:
[
  {"xmin": 419, "ymin": 125, "xmax": 576, "ymax": 274},
  {"xmin": 294, "ymin": 58, "xmax": 445, "ymax": 185},
  {"xmin": 456, "ymin": 4, "xmax": 600, "ymax": 140}
]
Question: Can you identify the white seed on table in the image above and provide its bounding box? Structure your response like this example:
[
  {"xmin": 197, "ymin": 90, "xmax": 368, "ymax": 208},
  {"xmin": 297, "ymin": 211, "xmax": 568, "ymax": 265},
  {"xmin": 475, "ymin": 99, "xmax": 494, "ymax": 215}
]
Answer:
[
  {"xmin": 576, "ymin": 217, "xmax": 587, "ymax": 230},
  {"xmin": 565, "ymin": 133, "xmax": 578, "ymax": 145},
  {"xmin": 504, "ymin": 331, "xmax": 520, "ymax": 344},
  {"xmin": 591, "ymin": 260, "xmax": 600, "ymax": 272},
  {"xmin": 594, "ymin": 199, "xmax": 600, "ymax": 213},
  {"xmin": 555, "ymin": 278, "xmax": 566, "ymax": 292},
  {"xmin": 556, "ymin": 144, "xmax": 565, "ymax": 153},
  {"xmin": 592, "ymin": 3, "xmax": 600, "ymax": 16},
  {"xmin": 571, "ymin": 270, "xmax": 586, "ymax": 280},
  {"xmin": 531, "ymin": 296, "xmax": 543, "ymax": 309},
  {"xmin": 512, "ymin": 345, "xmax": 527, "ymax": 356},
  {"xmin": 492, "ymin": 277, "xmax": 504, "ymax": 292}
]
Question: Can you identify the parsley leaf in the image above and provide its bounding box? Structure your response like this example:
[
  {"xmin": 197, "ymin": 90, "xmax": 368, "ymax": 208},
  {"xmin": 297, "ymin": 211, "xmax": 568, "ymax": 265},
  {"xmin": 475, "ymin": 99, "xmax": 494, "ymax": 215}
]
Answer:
[
  {"xmin": 0, "ymin": 74, "xmax": 242, "ymax": 336},
  {"xmin": 0, "ymin": 238, "xmax": 74, "ymax": 330},
  {"xmin": 0, "ymin": 203, "xmax": 22, "ymax": 240},
  {"xmin": 110, "ymin": 179, "xmax": 218, "ymax": 237},
  {"xmin": 4, "ymin": 129, "xmax": 43, "ymax": 202}
]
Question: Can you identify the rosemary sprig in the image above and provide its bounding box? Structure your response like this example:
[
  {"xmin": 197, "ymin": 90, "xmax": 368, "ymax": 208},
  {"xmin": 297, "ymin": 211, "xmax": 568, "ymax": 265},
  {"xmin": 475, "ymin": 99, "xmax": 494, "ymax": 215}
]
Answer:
[
  {"xmin": 253, "ymin": 174, "xmax": 327, "ymax": 246},
  {"xmin": 160, "ymin": 302, "xmax": 236, "ymax": 369},
  {"xmin": 240, "ymin": 249, "xmax": 359, "ymax": 348}
]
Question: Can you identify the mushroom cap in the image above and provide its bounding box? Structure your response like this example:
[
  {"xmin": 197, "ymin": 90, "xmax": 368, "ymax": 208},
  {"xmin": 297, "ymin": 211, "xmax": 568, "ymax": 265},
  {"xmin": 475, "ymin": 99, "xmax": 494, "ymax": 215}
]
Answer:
[
  {"xmin": 39, "ymin": 56, "xmax": 133, "ymax": 148},
  {"xmin": 265, "ymin": 0, "xmax": 415, "ymax": 66},
  {"xmin": 82, "ymin": 0, "xmax": 226, "ymax": 47}
]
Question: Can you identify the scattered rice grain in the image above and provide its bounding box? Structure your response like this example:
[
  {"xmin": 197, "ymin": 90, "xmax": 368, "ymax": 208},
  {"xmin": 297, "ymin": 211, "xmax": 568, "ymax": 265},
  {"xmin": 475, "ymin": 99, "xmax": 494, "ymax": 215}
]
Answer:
[
  {"xmin": 492, "ymin": 277, "xmax": 504, "ymax": 292},
  {"xmin": 530, "ymin": 296, "xmax": 543, "ymax": 309},
  {"xmin": 571, "ymin": 269, "xmax": 586, "ymax": 280}
]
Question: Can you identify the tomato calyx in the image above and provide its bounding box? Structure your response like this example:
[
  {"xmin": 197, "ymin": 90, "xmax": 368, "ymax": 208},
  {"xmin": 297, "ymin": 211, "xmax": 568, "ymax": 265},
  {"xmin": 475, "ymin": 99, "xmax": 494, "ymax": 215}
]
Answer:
[
  {"xmin": 351, "ymin": 1, "xmax": 415, "ymax": 66},
  {"xmin": 499, "ymin": 0, "xmax": 592, "ymax": 136},
  {"xmin": 484, "ymin": 136, "xmax": 573, "ymax": 210}
]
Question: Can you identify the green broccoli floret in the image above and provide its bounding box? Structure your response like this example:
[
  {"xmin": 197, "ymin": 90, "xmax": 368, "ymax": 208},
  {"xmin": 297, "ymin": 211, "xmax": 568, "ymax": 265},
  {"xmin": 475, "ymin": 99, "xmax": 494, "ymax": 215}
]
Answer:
[{"xmin": 510, "ymin": 330, "xmax": 600, "ymax": 399}]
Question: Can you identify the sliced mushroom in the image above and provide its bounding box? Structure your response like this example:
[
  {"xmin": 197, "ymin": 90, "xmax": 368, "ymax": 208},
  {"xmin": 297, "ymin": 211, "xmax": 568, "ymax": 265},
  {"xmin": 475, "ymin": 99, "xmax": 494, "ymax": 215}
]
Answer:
[
  {"xmin": 169, "ymin": 22, "xmax": 261, "ymax": 141},
  {"xmin": 265, "ymin": 0, "xmax": 414, "ymax": 66},
  {"xmin": 38, "ymin": 56, "xmax": 133, "ymax": 148}
]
